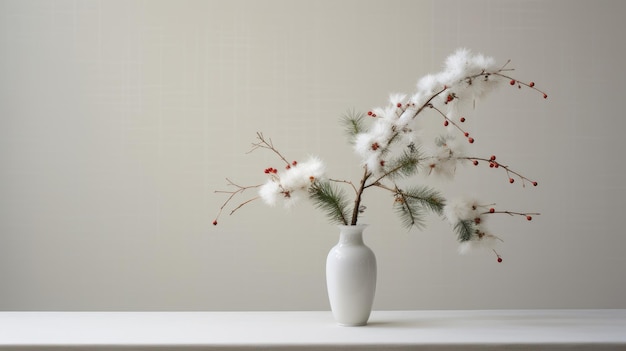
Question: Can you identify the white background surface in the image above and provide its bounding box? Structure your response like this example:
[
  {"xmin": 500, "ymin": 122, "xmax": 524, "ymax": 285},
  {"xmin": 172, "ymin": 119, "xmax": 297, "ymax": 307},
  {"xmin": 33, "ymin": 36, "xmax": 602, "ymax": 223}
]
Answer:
[
  {"xmin": 1, "ymin": 0, "xmax": 626, "ymax": 311},
  {"xmin": 1, "ymin": 310, "xmax": 626, "ymax": 350}
]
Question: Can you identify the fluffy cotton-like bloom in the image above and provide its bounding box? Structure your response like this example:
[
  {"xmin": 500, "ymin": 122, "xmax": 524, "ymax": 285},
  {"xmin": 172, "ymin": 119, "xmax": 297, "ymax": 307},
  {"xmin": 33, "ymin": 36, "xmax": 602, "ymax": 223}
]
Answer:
[
  {"xmin": 396, "ymin": 103, "xmax": 419, "ymax": 129},
  {"xmin": 388, "ymin": 93, "xmax": 407, "ymax": 107},
  {"xmin": 370, "ymin": 119, "xmax": 394, "ymax": 143},
  {"xmin": 365, "ymin": 153, "xmax": 383, "ymax": 174},
  {"xmin": 361, "ymin": 50, "xmax": 501, "ymax": 171},
  {"xmin": 416, "ymin": 74, "xmax": 439, "ymax": 95},
  {"xmin": 280, "ymin": 156, "xmax": 325, "ymax": 190},
  {"xmin": 389, "ymin": 49, "xmax": 500, "ymax": 135},
  {"xmin": 438, "ymin": 48, "xmax": 480, "ymax": 88},
  {"xmin": 354, "ymin": 132, "xmax": 378, "ymax": 158},
  {"xmin": 370, "ymin": 106, "xmax": 388, "ymax": 120},
  {"xmin": 443, "ymin": 195, "xmax": 501, "ymax": 254},
  {"xmin": 259, "ymin": 179, "xmax": 280, "ymax": 206},
  {"xmin": 435, "ymin": 49, "xmax": 502, "ymax": 104},
  {"xmin": 428, "ymin": 156, "xmax": 456, "ymax": 179},
  {"xmin": 443, "ymin": 196, "xmax": 479, "ymax": 224},
  {"xmin": 439, "ymin": 49, "xmax": 499, "ymax": 87},
  {"xmin": 353, "ymin": 118, "xmax": 393, "ymax": 161},
  {"xmin": 472, "ymin": 53, "xmax": 497, "ymax": 71},
  {"xmin": 376, "ymin": 105, "xmax": 400, "ymax": 123},
  {"xmin": 444, "ymin": 48, "xmax": 472, "ymax": 72},
  {"xmin": 425, "ymin": 136, "xmax": 465, "ymax": 179},
  {"xmin": 258, "ymin": 157, "xmax": 325, "ymax": 208},
  {"xmin": 458, "ymin": 233, "xmax": 500, "ymax": 254}
]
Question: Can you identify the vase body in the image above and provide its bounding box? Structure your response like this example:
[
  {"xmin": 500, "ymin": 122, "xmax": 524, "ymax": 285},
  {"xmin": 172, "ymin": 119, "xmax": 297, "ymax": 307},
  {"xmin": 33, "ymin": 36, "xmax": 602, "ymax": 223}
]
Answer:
[{"xmin": 326, "ymin": 224, "xmax": 377, "ymax": 326}]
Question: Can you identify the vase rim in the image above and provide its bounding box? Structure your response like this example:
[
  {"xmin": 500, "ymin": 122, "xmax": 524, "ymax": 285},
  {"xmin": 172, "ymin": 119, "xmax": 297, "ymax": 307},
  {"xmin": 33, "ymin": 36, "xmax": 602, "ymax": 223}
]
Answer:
[{"xmin": 337, "ymin": 224, "xmax": 368, "ymax": 228}]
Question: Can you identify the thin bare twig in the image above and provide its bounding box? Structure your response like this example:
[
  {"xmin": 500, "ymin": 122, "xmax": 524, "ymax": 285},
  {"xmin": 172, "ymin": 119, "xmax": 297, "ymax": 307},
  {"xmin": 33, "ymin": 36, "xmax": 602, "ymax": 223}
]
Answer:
[
  {"xmin": 213, "ymin": 178, "xmax": 262, "ymax": 224},
  {"xmin": 248, "ymin": 132, "xmax": 291, "ymax": 166}
]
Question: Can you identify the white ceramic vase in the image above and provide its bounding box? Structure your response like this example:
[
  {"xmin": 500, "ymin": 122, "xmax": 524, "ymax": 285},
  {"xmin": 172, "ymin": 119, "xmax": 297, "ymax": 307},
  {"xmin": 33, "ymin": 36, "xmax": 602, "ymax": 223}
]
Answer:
[{"xmin": 326, "ymin": 224, "xmax": 377, "ymax": 326}]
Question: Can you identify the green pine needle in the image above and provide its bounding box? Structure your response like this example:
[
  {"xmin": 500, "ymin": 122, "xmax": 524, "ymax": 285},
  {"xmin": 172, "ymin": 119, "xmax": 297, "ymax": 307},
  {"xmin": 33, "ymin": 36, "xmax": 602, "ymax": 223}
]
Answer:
[
  {"xmin": 401, "ymin": 186, "xmax": 445, "ymax": 215},
  {"xmin": 393, "ymin": 194, "xmax": 426, "ymax": 229},
  {"xmin": 388, "ymin": 150, "xmax": 421, "ymax": 179},
  {"xmin": 309, "ymin": 180, "xmax": 351, "ymax": 225},
  {"xmin": 341, "ymin": 110, "xmax": 365, "ymax": 144},
  {"xmin": 454, "ymin": 219, "xmax": 476, "ymax": 242},
  {"xmin": 393, "ymin": 186, "xmax": 446, "ymax": 229}
]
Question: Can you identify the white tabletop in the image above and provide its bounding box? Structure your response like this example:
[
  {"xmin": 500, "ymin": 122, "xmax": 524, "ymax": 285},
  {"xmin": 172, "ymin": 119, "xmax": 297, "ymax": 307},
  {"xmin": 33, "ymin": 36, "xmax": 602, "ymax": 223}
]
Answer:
[{"xmin": 1, "ymin": 310, "xmax": 625, "ymax": 350}]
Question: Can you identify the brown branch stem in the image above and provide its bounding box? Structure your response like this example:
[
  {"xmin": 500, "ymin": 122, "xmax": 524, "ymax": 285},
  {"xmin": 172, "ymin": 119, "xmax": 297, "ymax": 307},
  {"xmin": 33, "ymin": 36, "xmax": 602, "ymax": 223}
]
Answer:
[
  {"xmin": 350, "ymin": 167, "xmax": 372, "ymax": 225},
  {"xmin": 248, "ymin": 132, "xmax": 291, "ymax": 166},
  {"xmin": 459, "ymin": 156, "xmax": 538, "ymax": 187},
  {"xmin": 328, "ymin": 178, "xmax": 358, "ymax": 195},
  {"xmin": 213, "ymin": 178, "xmax": 263, "ymax": 222}
]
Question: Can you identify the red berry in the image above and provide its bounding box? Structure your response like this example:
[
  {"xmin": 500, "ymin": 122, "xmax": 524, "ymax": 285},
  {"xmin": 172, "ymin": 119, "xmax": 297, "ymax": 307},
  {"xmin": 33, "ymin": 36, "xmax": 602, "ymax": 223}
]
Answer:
[
  {"xmin": 489, "ymin": 208, "xmax": 495, "ymax": 213},
  {"xmin": 510, "ymin": 79, "xmax": 515, "ymax": 85},
  {"xmin": 371, "ymin": 142, "xmax": 379, "ymax": 150},
  {"xmin": 532, "ymin": 181, "xmax": 538, "ymax": 186},
  {"xmin": 397, "ymin": 103, "xmax": 402, "ymax": 108},
  {"xmin": 212, "ymin": 220, "xmax": 218, "ymax": 226},
  {"xmin": 543, "ymin": 93, "xmax": 548, "ymax": 99},
  {"xmin": 473, "ymin": 160, "xmax": 479, "ymax": 166},
  {"xmin": 286, "ymin": 165, "xmax": 291, "ymax": 169},
  {"xmin": 380, "ymin": 160, "xmax": 385, "ymax": 166},
  {"xmin": 464, "ymin": 132, "xmax": 469, "ymax": 137},
  {"xmin": 447, "ymin": 94, "xmax": 454, "ymax": 102},
  {"xmin": 526, "ymin": 215, "xmax": 532, "ymax": 221},
  {"xmin": 292, "ymin": 160, "xmax": 297, "ymax": 166},
  {"xmin": 509, "ymin": 178, "xmax": 515, "ymax": 183},
  {"xmin": 460, "ymin": 117, "xmax": 466, "ymax": 122},
  {"xmin": 497, "ymin": 257, "xmax": 503, "ymax": 263},
  {"xmin": 529, "ymin": 82, "xmax": 535, "ymax": 87},
  {"xmin": 367, "ymin": 111, "xmax": 373, "ymax": 116},
  {"xmin": 490, "ymin": 155, "xmax": 496, "ymax": 161},
  {"xmin": 468, "ymin": 137, "xmax": 474, "ymax": 144},
  {"xmin": 489, "ymin": 162, "xmax": 495, "ymax": 168},
  {"xmin": 444, "ymin": 120, "xmax": 449, "ymax": 126},
  {"xmin": 372, "ymin": 113, "xmax": 377, "ymax": 117}
]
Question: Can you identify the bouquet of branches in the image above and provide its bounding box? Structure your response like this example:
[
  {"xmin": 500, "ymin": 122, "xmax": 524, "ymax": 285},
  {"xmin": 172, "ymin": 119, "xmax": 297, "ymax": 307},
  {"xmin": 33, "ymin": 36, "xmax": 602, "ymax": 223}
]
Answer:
[{"xmin": 214, "ymin": 49, "xmax": 547, "ymax": 262}]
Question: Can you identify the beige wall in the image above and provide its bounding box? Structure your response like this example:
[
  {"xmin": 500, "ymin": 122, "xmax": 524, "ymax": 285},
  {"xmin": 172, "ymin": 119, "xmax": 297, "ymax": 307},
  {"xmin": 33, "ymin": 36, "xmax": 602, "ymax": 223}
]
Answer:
[{"xmin": 1, "ymin": 0, "xmax": 625, "ymax": 310}]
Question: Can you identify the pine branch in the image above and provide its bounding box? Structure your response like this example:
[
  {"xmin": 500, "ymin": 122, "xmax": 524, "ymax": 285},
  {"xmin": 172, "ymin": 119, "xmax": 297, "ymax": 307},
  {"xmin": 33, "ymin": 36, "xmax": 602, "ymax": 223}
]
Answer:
[
  {"xmin": 309, "ymin": 180, "xmax": 351, "ymax": 225},
  {"xmin": 392, "ymin": 185, "xmax": 445, "ymax": 229},
  {"xmin": 341, "ymin": 110, "xmax": 365, "ymax": 144},
  {"xmin": 400, "ymin": 186, "xmax": 446, "ymax": 216},
  {"xmin": 454, "ymin": 219, "xmax": 476, "ymax": 242},
  {"xmin": 387, "ymin": 150, "xmax": 421, "ymax": 179},
  {"xmin": 365, "ymin": 151, "xmax": 420, "ymax": 189},
  {"xmin": 393, "ymin": 191, "xmax": 425, "ymax": 229}
]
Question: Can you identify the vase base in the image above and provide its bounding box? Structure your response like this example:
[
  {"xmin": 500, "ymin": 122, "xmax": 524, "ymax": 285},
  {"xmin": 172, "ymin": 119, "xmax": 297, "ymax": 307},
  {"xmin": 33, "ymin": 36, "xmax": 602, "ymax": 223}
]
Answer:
[{"xmin": 336, "ymin": 321, "xmax": 368, "ymax": 327}]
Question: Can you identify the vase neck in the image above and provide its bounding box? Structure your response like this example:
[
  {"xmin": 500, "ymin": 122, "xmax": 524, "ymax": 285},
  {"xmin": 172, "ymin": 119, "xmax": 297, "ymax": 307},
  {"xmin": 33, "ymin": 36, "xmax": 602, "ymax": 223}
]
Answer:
[{"xmin": 338, "ymin": 225, "xmax": 367, "ymax": 245}]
